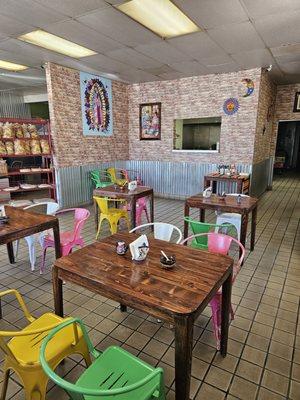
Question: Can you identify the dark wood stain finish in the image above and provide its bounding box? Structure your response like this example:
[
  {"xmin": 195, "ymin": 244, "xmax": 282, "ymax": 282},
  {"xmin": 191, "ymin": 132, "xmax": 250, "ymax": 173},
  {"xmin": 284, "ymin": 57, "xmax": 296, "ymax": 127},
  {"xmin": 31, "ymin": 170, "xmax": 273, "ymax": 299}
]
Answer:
[
  {"xmin": 93, "ymin": 185, "xmax": 154, "ymax": 229},
  {"xmin": 204, "ymin": 173, "xmax": 250, "ymax": 194},
  {"xmin": 53, "ymin": 232, "xmax": 233, "ymax": 400}
]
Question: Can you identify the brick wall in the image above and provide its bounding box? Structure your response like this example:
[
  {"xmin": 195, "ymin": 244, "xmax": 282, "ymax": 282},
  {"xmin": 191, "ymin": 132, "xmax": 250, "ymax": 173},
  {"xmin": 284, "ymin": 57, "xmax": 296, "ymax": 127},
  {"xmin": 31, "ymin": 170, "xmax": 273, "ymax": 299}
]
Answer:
[
  {"xmin": 270, "ymin": 83, "xmax": 300, "ymax": 157},
  {"xmin": 253, "ymin": 70, "xmax": 277, "ymax": 164},
  {"xmin": 46, "ymin": 62, "xmax": 129, "ymax": 167},
  {"xmin": 128, "ymin": 68, "xmax": 262, "ymax": 164}
]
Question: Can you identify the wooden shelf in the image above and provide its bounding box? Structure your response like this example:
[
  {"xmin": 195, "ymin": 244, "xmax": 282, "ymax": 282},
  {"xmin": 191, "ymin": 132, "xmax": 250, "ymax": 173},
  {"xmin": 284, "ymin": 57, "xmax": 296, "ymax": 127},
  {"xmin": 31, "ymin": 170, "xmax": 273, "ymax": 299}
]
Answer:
[
  {"xmin": 0, "ymin": 153, "xmax": 51, "ymax": 158},
  {"xmin": 1, "ymin": 185, "xmax": 55, "ymax": 194},
  {"xmin": 0, "ymin": 169, "xmax": 53, "ymax": 177}
]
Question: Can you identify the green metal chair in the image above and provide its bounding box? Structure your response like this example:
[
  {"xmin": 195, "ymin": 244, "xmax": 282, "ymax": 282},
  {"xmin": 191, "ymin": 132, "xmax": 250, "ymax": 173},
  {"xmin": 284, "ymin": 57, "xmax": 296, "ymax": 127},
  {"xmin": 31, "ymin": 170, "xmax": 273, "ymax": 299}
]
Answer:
[
  {"xmin": 90, "ymin": 170, "xmax": 112, "ymax": 189},
  {"xmin": 184, "ymin": 217, "xmax": 231, "ymax": 250},
  {"xmin": 40, "ymin": 318, "xmax": 165, "ymax": 400}
]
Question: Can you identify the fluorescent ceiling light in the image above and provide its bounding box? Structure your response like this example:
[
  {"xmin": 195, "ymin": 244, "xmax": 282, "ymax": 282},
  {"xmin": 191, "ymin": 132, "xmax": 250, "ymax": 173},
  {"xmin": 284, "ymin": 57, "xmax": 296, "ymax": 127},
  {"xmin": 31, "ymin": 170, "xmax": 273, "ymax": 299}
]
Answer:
[
  {"xmin": 0, "ymin": 60, "xmax": 28, "ymax": 71},
  {"xmin": 116, "ymin": 0, "xmax": 200, "ymax": 39},
  {"xmin": 18, "ymin": 30, "xmax": 97, "ymax": 58},
  {"xmin": 0, "ymin": 72, "xmax": 46, "ymax": 81}
]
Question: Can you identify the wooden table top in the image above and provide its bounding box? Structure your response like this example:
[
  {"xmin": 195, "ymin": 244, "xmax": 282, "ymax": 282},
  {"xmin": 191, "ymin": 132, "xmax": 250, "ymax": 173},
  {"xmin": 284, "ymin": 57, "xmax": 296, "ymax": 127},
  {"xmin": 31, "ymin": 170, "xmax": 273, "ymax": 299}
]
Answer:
[
  {"xmin": 205, "ymin": 173, "xmax": 250, "ymax": 181},
  {"xmin": 0, "ymin": 205, "xmax": 58, "ymax": 244},
  {"xmin": 54, "ymin": 232, "xmax": 233, "ymax": 319},
  {"xmin": 186, "ymin": 194, "xmax": 258, "ymax": 213},
  {"xmin": 93, "ymin": 185, "xmax": 153, "ymax": 198}
]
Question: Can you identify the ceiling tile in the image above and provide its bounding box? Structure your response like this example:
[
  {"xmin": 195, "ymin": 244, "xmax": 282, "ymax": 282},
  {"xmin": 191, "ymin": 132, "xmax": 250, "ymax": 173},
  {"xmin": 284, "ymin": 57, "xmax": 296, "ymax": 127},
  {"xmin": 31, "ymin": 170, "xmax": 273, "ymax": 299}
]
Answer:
[
  {"xmin": 242, "ymin": 0, "xmax": 300, "ymax": 19},
  {"xmin": 232, "ymin": 49, "xmax": 275, "ymax": 69},
  {"xmin": 81, "ymin": 53, "xmax": 134, "ymax": 74},
  {"xmin": 168, "ymin": 32, "xmax": 226, "ymax": 59},
  {"xmin": 173, "ymin": 0, "xmax": 248, "ymax": 29},
  {"xmin": 0, "ymin": 14, "xmax": 34, "ymax": 37},
  {"xmin": 277, "ymin": 60, "xmax": 300, "ymax": 74},
  {"xmin": 200, "ymin": 54, "xmax": 234, "ymax": 67},
  {"xmin": 208, "ymin": 21, "xmax": 265, "ymax": 53},
  {"xmin": 44, "ymin": 20, "xmax": 123, "ymax": 53},
  {"xmin": 143, "ymin": 65, "xmax": 176, "ymax": 76},
  {"xmin": 0, "ymin": 0, "xmax": 67, "ymax": 27},
  {"xmin": 118, "ymin": 69, "xmax": 159, "ymax": 83},
  {"xmin": 158, "ymin": 71, "xmax": 187, "ymax": 80},
  {"xmin": 134, "ymin": 42, "xmax": 191, "ymax": 64},
  {"xmin": 271, "ymin": 43, "xmax": 300, "ymax": 57},
  {"xmin": 33, "ymin": 0, "xmax": 108, "ymax": 17},
  {"xmin": 106, "ymin": 48, "xmax": 163, "ymax": 69},
  {"xmin": 77, "ymin": 7, "xmax": 160, "ymax": 47},
  {"xmin": 254, "ymin": 10, "xmax": 300, "ymax": 47},
  {"xmin": 170, "ymin": 61, "xmax": 208, "ymax": 75}
]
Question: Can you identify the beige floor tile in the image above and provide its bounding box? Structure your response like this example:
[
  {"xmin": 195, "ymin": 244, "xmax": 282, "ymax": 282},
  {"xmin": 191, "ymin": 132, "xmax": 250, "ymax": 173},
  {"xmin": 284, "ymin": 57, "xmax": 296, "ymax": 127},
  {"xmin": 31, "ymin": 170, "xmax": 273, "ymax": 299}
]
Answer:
[
  {"xmin": 257, "ymin": 387, "xmax": 286, "ymax": 400},
  {"xmin": 195, "ymin": 383, "xmax": 226, "ymax": 400},
  {"xmin": 229, "ymin": 376, "xmax": 258, "ymax": 400},
  {"xmin": 204, "ymin": 365, "xmax": 232, "ymax": 392},
  {"xmin": 265, "ymin": 354, "xmax": 291, "ymax": 377},
  {"xmin": 236, "ymin": 359, "xmax": 262, "ymax": 383},
  {"xmin": 261, "ymin": 370, "xmax": 289, "ymax": 396},
  {"xmin": 241, "ymin": 345, "xmax": 266, "ymax": 366},
  {"xmin": 289, "ymin": 380, "xmax": 300, "ymax": 400}
]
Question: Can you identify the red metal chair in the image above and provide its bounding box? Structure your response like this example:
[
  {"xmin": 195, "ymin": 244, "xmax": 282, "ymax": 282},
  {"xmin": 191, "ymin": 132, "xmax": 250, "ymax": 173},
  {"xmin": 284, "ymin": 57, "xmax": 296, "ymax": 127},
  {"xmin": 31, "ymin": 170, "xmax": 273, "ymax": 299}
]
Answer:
[
  {"xmin": 181, "ymin": 232, "xmax": 245, "ymax": 349},
  {"xmin": 40, "ymin": 208, "xmax": 90, "ymax": 274}
]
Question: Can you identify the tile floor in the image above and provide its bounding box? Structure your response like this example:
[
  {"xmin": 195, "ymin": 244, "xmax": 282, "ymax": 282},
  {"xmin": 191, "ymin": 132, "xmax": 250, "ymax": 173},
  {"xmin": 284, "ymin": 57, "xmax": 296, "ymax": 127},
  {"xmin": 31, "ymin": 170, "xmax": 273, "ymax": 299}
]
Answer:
[{"xmin": 0, "ymin": 173, "xmax": 299, "ymax": 399}]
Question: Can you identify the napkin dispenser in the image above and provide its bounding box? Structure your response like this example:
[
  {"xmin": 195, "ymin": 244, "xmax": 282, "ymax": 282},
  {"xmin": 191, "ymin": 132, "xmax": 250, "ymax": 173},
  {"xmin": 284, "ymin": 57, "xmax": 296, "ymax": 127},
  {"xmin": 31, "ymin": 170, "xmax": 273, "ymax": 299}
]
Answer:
[
  {"xmin": 128, "ymin": 180, "xmax": 137, "ymax": 191},
  {"xmin": 203, "ymin": 186, "xmax": 212, "ymax": 198},
  {"xmin": 129, "ymin": 234, "xmax": 149, "ymax": 261}
]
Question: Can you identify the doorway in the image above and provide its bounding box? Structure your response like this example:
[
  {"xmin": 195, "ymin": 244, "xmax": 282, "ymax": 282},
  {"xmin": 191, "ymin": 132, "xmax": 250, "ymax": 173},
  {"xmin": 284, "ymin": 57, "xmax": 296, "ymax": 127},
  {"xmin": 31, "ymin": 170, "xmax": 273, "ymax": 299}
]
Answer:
[{"xmin": 275, "ymin": 121, "xmax": 300, "ymax": 173}]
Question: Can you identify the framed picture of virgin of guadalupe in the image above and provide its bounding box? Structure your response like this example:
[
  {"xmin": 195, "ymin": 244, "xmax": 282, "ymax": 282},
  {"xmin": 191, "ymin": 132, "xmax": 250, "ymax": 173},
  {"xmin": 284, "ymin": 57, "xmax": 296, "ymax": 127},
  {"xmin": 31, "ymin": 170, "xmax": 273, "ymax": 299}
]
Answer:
[{"xmin": 139, "ymin": 102, "xmax": 161, "ymax": 140}]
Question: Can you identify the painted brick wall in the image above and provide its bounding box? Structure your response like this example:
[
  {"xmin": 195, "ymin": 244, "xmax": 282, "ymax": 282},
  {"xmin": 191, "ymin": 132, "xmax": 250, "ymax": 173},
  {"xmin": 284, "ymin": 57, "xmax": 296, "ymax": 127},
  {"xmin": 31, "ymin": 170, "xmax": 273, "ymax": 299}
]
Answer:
[
  {"xmin": 46, "ymin": 62, "xmax": 129, "ymax": 167},
  {"xmin": 253, "ymin": 70, "xmax": 277, "ymax": 164},
  {"xmin": 128, "ymin": 68, "xmax": 262, "ymax": 164},
  {"xmin": 270, "ymin": 83, "xmax": 300, "ymax": 157}
]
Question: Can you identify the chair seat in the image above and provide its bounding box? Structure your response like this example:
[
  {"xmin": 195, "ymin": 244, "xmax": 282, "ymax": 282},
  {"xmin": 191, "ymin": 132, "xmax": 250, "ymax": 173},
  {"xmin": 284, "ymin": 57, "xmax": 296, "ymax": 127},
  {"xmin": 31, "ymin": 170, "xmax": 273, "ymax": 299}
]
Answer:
[
  {"xmin": 218, "ymin": 212, "xmax": 241, "ymax": 219},
  {"xmin": 8, "ymin": 313, "xmax": 82, "ymax": 365},
  {"xmin": 77, "ymin": 346, "xmax": 158, "ymax": 399},
  {"xmin": 104, "ymin": 208, "xmax": 128, "ymax": 217}
]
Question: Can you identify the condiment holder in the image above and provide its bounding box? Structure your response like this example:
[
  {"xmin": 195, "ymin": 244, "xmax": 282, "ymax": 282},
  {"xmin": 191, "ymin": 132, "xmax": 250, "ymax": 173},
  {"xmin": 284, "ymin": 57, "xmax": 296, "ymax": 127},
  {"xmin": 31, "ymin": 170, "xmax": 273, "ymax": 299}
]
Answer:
[{"xmin": 116, "ymin": 240, "xmax": 128, "ymax": 255}]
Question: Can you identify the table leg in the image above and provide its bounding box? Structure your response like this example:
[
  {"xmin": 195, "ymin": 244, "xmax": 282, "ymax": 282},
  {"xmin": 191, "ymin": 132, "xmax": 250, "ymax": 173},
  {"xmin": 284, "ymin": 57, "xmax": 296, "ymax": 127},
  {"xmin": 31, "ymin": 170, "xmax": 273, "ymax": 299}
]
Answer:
[
  {"xmin": 200, "ymin": 208, "xmax": 205, "ymax": 222},
  {"xmin": 250, "ymin": 206, "xmax": 257, "ymax": 251},
  {"xmin": 183, "ymin": 203, "xmax": 190, "ymax": 244},
  {"xmin": 53, "ymin": 266, "xmax": 63, "ymax": 317},
  {"xmin": 150, "ymin": 191, "xmax": 154, "ymax": 231},
  {"xmin": 6, "ymin": 243, "xmax": 15, "ymax": 264},
  {"xmin": 237, "ymin": 180, "xmax": 242, "ymax": 194},
  {"xmin": 94, "ymin": 198, "xmax": 99, "ymax": 232},
  {"xmin": 220, "ymin": 269, "xmax": 232, "ymax": 357},
  {"xmin": 52, "ymin": 221, "xmax": 61, "ymax": 259},
  {"xmin": 240, "ymin": 213, "xmax": 249, "ymax": 262},
  {"xmin": 174, "ymin": 315, "xmax": 193, "ymax": 400},
  {"xmin": 131, "ymin": 197, "xmax": 137, "ymax": 229}
]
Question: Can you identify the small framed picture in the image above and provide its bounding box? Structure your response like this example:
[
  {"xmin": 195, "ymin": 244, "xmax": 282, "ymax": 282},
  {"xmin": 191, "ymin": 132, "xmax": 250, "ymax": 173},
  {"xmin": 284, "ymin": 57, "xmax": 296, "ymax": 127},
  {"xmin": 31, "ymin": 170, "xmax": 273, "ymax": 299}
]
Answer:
[
  {"xmin": 139, "ymin": 102, "xmax": 161, "ymax": 140},
  {"xmin": 293, "ymin": 92, "xmax": 300, "ymax": 112}
]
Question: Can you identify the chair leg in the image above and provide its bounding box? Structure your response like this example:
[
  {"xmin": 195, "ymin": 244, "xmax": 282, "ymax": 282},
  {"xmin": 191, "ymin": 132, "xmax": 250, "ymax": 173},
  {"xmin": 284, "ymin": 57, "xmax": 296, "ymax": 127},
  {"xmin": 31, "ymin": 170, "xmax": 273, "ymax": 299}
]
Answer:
[
  {"xmin": 144, "ymin": 206, "xmax": 150, "ymax": 223},
  {"xmin": 0, "ymin": 367, "xmax": 10, "ymax": 400},
  {"xmin": 230, "ymin": 303, "xmax": 235, "ymax": 321},
  {"xmin": 28, "ymin": 241, "xmax": 36, "ymax": 272},
  {"xmin": 40, "ymin": 247, "xmax": 47, "ymax": 274},
  {"xmin": 14, "ymin": 241, "xmax": 19, "ymax": 261},
  {"xmin": 96, "ymin": 216, "xmax": 104, "ymax": 239}
]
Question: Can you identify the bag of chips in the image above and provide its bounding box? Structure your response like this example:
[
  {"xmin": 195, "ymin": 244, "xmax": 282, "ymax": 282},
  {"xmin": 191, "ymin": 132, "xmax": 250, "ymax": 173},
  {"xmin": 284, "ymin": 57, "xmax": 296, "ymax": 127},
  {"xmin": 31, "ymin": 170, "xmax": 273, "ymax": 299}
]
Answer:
[
  {"xmin": 0, "ymin": 123, "xmax": 3, "ymax": 138},
  {"xmin": 14, "ymin": 139, "xmax": 27, "ymax": 155},
  {"xmin": 28, "ymin": 124, "xmax": 39, "ymax": 139},
  {"xmin": 40, "ymin": 139, "xmax": 50, "ymax": 154},
  {"xmin": 22, "ymin": 123, "xmax": 31, "ymax": 138},
  {"xmin": 5, "ymin": 142, "xmax": 14, "ymax": 155},
  {"xmin": 14, "ymin": 123, "xmax": 24, "ymax": 138},
  {"xmin": 0, "ymin": 141, "xmax": 7, "ymax": 154},
  {"xmin": 2, "ymin": 122, "xmax": 14, "ymax": 139},
  {"xmin": 30, "ymin": 139, "xmax": 41, "ymax": 154}
]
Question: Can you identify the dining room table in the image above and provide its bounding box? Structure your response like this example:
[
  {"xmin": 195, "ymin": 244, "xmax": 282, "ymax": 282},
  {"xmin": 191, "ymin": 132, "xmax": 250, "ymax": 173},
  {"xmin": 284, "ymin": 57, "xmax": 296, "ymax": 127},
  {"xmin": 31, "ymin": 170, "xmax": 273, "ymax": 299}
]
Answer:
[
  {"xmin": 0, "ymin": 205, "xmax": 61, "ymax": 317},
  {"xmin": 204, "ymin": 172, "xmax": 250, "ymax": 194},
  {"xmin": 52, "ymin": 232, "xmax": 233, "ymax": 400},
  {"xmin": 184, "ymin": 193, "xmax": 258, "ymax": 252},
  {"xmin": 93, "ymin": 185, "xmax": 154, "ymax": 229}
]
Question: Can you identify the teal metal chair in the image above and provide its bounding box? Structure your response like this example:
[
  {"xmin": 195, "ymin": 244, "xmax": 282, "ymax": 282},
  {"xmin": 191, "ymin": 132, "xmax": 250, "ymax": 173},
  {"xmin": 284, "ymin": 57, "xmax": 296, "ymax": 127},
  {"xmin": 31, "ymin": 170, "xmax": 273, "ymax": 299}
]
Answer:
[
  {"xmin": 40, "ymin": 318, "xmax": 165, "ymax": 400},
  {"xmin": 90, "ymin": 170, "xmax": 112, "ymax": 189},
  {"xmin": 184, "ymin": 217, "xmax": 231, "ymax": 250}
]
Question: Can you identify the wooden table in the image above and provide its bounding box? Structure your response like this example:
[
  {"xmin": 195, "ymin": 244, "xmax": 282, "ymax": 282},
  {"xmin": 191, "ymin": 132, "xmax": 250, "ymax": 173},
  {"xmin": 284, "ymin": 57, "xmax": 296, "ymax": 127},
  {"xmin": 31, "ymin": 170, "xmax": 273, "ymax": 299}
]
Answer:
[
  {"xmin": 53, "ymin": 232, "xmax": 233, "ymax": 400},
  {"xmin": 204, "ymin": 173, "xmax": 250, "ymax": 194},
  {"xmin": 0, "ymin": 206, "xmax": 61, "ymax": 318},
  {"xmin": 184, "ymin": 194, "xmax": 258, "ymax": 252},
  {"xmin": 93, "ymin": 185, "xmax": 154, "ymax": 229}
]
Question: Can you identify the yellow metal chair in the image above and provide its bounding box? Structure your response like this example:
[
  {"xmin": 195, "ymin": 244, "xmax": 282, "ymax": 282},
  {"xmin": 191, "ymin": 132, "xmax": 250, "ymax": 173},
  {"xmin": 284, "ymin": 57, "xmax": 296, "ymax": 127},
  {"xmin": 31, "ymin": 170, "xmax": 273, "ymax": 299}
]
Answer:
[
  {"xmin": 0, "ymin": 289, "xmax": 91, "ymax": 400},
  {"xmin": 107, "ymin": 167, "xmax": 127, "ymax": 186},
  {"xmin": 93, "ymin": 196, "xmax": 130, "ymax": 238}
]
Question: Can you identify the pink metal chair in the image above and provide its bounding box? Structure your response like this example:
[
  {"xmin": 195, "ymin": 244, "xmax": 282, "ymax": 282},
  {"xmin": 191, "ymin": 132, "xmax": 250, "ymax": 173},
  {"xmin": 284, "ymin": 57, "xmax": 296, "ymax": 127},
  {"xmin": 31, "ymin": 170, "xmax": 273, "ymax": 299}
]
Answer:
[
  {"xmin": 39, "ymin": 208, "xmax": 90, "ymax": 274},
  {"xmin": 181, "ymin": 232, "xmax": 245, "ymax": 349}
]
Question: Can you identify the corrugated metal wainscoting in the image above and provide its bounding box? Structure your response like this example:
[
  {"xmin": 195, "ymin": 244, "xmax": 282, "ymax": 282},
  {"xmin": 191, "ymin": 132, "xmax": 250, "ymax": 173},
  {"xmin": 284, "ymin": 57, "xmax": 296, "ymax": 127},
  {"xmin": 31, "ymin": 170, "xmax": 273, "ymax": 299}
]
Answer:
[
  {"xmin": 0, "ymin": 90, "xmax": 31, "ymax": 118},
  {"xmin": 56, "ymin": 161, "xmax": 252, "ymax": 208}
]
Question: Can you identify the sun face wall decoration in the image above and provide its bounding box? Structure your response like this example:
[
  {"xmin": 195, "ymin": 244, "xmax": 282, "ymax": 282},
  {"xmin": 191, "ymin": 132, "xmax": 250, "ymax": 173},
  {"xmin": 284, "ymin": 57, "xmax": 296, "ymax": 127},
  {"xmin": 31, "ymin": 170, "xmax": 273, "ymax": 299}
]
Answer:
[
  {"xmin": 80, "ymin": 71, "xmax": 113, "ymax": 136},
  {"xmin": 223, "ymin": 98, "xmax": 240, "ymax": 115}
]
